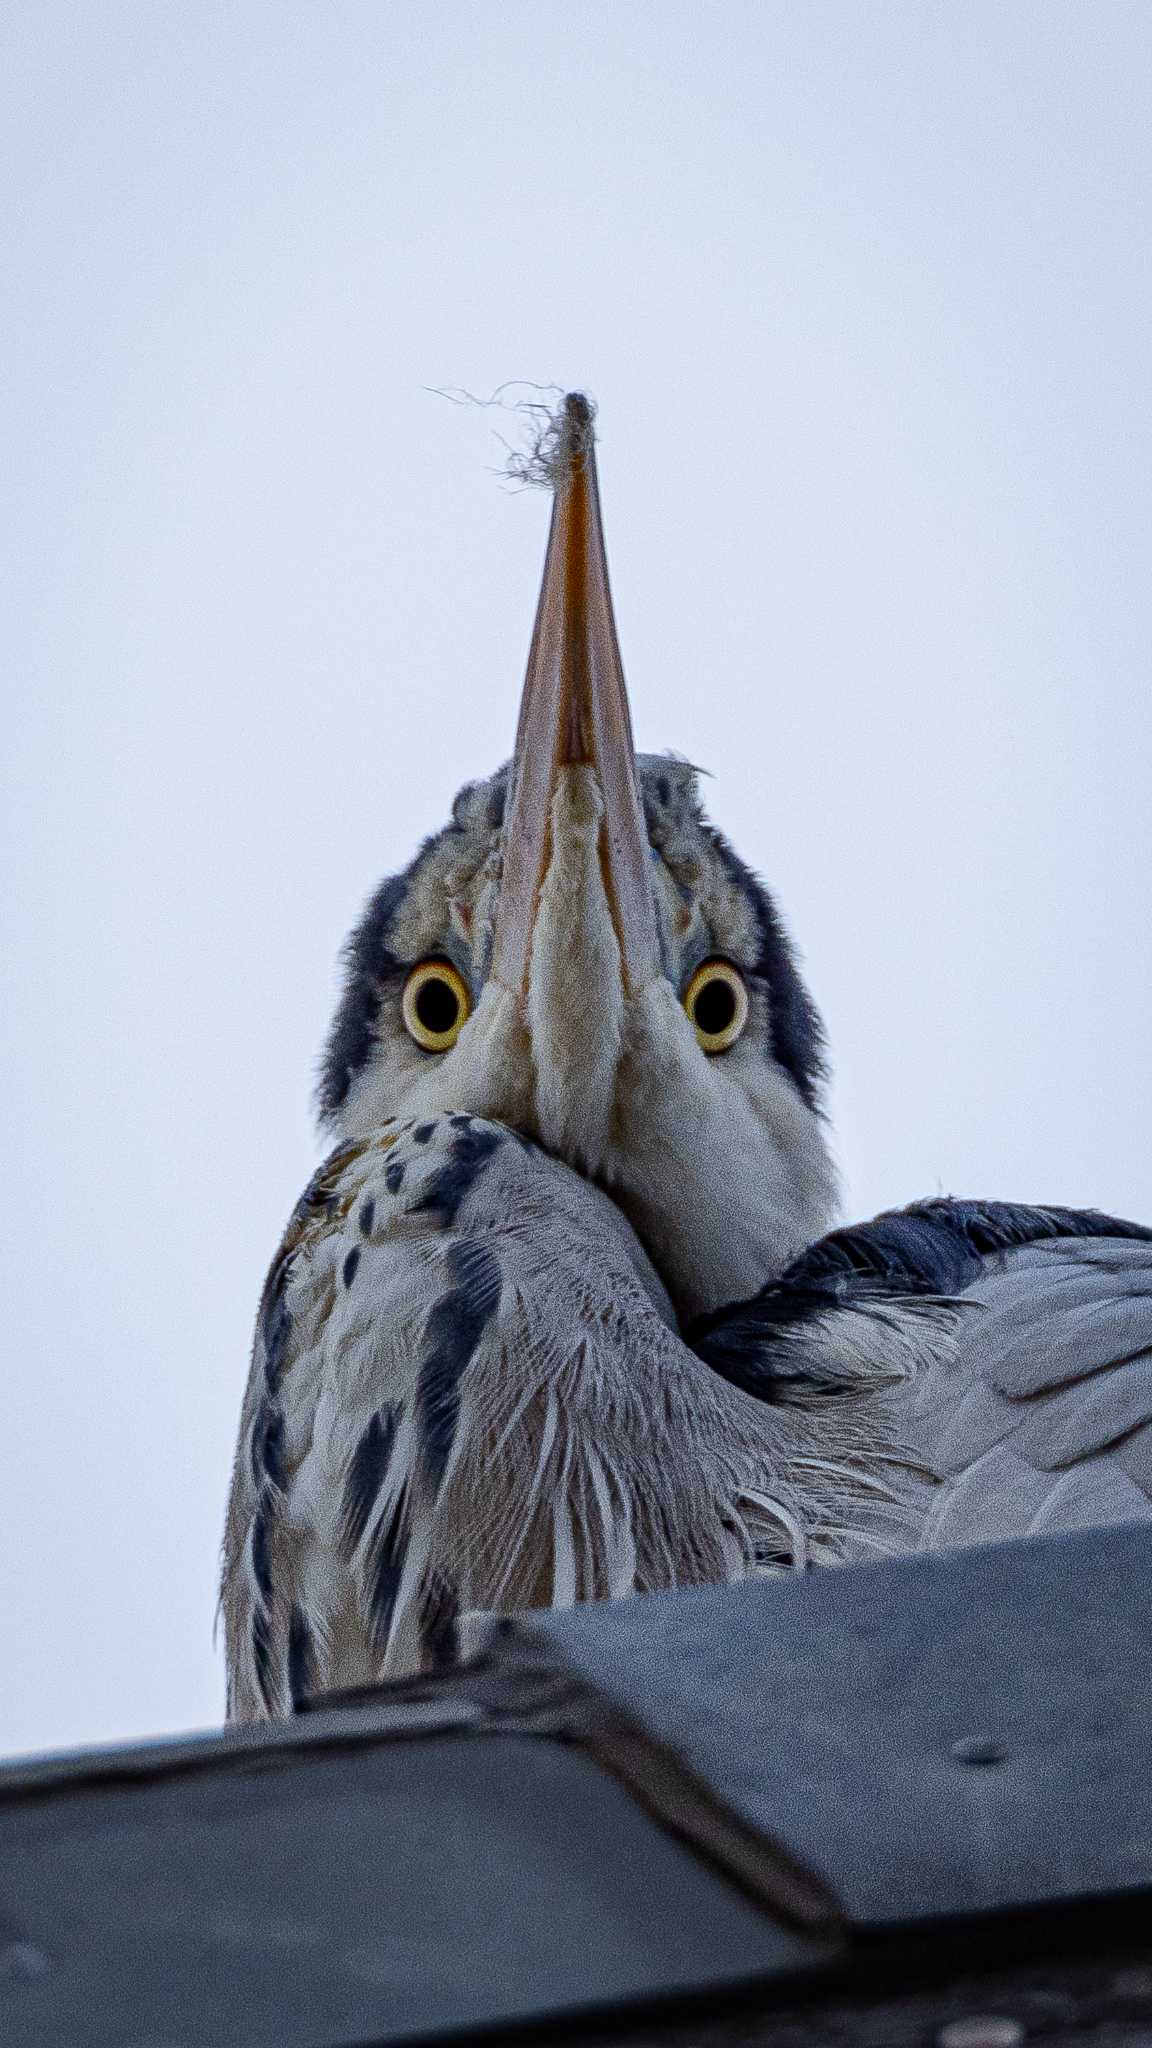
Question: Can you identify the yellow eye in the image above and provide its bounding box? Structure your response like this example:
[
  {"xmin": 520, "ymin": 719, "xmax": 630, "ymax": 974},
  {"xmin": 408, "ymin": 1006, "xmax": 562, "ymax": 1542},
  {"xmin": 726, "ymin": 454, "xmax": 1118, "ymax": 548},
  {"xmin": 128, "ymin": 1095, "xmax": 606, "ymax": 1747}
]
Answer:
[
  {"xmin": 401, "ymin": 960, "xmax": 472, "ymax": 1052},
  {"xmin": 683, "ymin": 959, "xmax": 749, "ymax": 1053}
]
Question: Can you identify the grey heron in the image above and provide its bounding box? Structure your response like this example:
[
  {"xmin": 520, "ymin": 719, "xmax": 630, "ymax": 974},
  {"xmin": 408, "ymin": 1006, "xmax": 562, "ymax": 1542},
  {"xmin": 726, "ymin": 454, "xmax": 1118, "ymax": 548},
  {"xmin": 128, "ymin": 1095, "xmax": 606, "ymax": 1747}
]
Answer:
[{"xmin": 223, "ymin": 394, "xmax": 1151, "ymax": 1720}]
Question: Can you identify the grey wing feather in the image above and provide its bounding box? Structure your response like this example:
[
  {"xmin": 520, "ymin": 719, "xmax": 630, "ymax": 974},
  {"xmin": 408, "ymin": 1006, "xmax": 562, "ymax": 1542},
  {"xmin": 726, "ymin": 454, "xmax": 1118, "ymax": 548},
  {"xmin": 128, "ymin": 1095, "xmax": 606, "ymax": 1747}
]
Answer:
[{"xmin": 901, "ymin": 1239, "xmax": 1152, "ymax": 1550}]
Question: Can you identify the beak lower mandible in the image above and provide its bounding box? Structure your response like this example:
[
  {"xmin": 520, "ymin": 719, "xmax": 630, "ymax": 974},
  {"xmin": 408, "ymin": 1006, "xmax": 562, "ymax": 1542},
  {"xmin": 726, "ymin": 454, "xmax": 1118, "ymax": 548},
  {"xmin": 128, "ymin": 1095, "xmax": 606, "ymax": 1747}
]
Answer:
[{"xmin": 489, "ymin": 394, "xmax": 661, "ymax": 1001}]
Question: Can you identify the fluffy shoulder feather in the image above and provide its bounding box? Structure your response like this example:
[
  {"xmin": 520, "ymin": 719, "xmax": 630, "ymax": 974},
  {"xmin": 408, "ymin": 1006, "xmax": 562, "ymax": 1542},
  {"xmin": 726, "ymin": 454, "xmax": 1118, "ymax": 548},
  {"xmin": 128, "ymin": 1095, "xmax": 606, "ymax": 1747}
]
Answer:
[{"xmin": 692, "ymin": 1199, "xmax": 1152, "ymax": 1548}]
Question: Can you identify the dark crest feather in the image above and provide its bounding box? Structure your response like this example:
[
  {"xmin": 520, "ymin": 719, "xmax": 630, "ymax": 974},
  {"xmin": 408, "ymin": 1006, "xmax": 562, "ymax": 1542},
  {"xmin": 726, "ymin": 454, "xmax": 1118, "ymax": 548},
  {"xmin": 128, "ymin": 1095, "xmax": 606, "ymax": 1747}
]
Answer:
[
  {"xmin": 691, "ymin": 1197, "xmax": 1152, "ymax": 1400},
  {"xmin": 317, "ymin": 774, "xmax": 509, "ymax": 1121},
  {"xmin": 702, "ymin": 819, "xmax": 827, "ymax": 1111}
]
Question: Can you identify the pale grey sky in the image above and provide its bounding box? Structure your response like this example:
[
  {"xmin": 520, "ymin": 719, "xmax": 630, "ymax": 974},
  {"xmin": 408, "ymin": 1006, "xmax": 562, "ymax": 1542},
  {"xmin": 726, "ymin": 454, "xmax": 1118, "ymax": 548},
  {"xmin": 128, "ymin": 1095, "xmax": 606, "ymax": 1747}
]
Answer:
[{"xmin": 3, "ymin": 3, "xmax": 1149, "ymax": 1758}]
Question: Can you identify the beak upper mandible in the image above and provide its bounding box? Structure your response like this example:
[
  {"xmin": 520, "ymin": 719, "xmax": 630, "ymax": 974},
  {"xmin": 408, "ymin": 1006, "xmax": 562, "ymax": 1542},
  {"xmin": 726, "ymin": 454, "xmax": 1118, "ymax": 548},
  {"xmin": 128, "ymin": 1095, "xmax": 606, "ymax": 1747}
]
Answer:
[{"xmin": 489, "ymin": 394, "xmax": 661, "ymax": 1001}]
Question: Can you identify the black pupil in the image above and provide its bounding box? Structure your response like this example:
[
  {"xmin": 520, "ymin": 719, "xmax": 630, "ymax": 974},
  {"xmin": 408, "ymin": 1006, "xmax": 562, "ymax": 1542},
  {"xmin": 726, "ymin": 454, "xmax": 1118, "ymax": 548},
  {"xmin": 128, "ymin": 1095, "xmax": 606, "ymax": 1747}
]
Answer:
[
  {"xmin": 693, "ymin": 976, "xmax": 737, "ymax": 1037},
  {"xmin": 415, "ymin": 976, "xmax": 461, "ymax": 1036}
]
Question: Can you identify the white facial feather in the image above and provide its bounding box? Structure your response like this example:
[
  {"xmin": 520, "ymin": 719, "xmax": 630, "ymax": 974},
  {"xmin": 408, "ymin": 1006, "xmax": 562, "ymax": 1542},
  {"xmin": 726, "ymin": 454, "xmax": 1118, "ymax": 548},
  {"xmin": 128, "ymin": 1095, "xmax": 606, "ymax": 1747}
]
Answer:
[{"xmin": 607, "ymin": 976, "xmax": 837, "ymax": 1315}]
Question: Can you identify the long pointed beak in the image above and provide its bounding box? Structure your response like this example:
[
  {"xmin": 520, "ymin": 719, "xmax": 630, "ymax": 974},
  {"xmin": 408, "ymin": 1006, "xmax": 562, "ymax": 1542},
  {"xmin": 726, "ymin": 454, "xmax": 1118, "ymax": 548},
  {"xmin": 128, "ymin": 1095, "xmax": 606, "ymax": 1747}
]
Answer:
[{"xmin": 489, "ymin": 394, "xmax": 660, "ymax": 1000}]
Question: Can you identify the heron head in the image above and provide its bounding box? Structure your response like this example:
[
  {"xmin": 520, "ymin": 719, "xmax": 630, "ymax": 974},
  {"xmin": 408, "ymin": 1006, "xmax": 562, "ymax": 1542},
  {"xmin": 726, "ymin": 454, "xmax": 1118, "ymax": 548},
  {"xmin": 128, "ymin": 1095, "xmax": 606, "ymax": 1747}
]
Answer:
[{"xmin": 320, "ymin": 396, "xmax": 836, "ymax": 1316}]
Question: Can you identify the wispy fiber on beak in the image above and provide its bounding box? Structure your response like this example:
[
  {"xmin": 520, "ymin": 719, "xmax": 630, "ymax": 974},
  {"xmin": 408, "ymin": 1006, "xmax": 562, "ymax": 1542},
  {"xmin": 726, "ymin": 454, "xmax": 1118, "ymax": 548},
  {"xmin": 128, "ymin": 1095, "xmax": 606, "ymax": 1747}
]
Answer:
[{"xmin": 489, "ymin": 393, "xmax": 660, "ymax": 1001}]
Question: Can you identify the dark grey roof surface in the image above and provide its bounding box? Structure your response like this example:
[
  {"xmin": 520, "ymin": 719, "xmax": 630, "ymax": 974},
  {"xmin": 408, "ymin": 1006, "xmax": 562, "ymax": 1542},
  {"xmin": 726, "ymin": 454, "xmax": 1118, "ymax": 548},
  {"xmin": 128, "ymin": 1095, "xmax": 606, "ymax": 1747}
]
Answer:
[
  {"xmin": 528, "ymin": 1520, "xmax": 1152, "ymax": 1924},
  {"xmin": 0, "ymin": 1731, "xmax": 810, "ymax": 2048},
  {"xmin": 1, "ymin": 1522, "xmax": 1150, "ymax": 2047}
]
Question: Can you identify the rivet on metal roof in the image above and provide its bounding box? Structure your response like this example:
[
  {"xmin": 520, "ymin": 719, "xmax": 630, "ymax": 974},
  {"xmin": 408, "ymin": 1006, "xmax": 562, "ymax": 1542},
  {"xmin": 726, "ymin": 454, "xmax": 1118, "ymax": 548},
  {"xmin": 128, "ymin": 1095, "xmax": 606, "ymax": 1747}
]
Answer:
[
  {"xmin": 1111, "ymin": 1965, "xmax": 1152, "ymax": 2000},
  {"xmin": 950, "ymin": 1734, "xmax": 1007, "ymax": 1766},
  {"xmin": 937, "ymin": 2018, "xmax": 1025, "ymax": 2048},
  {"xmin": 0, "ymin": 1941, "xmax": 49, "ymax": 1982}
]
